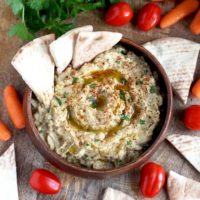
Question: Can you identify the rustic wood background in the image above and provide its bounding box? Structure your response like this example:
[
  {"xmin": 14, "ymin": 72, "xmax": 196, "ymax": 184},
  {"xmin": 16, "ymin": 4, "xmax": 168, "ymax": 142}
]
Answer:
[{"xmin": 1, "ymin": 0, "xmax": 200, "ymax": 199}]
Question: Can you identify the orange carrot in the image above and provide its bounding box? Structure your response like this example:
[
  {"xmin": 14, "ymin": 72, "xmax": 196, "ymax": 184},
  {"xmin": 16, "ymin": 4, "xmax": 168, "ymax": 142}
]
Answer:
[
  {"xmin": 192, "ymin": 79, "xmax": 200, "ymax": 98},
  {"xmin": 4, "ymin": 85, "xmax": 25, "ymax": 129},
  {"xmin": 160, "ymin": 0, "xmax": 199, "ymax": 29},
  {"xmin": 0, "ymin": 120, "xmax": 12, "ymax": 141},
  {"xmin": 190, "ymin": 9, "xmax": 200, "ymax": 34}
]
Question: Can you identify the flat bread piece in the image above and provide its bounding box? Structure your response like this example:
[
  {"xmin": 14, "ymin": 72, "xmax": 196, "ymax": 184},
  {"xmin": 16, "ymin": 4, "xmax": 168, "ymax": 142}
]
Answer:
[
  {"xmin": 103, "ymin": 188, "xmax": 134, "ymax": 200},
  {"xmin": 0, "ymin": 144, "xmax": 19, "ymax": 200},
  {"xmin": 50, "ymin": 25, "xmax": 93, "ymax": 73},
  {"xmin": 72, "ymin": 31, "xmax": 122, "ymax": 68},
  {"xmin": 143, "ymin": 37, "xmax": 200, "ymax": 104},
  {"xmin": 11, "ymin": 34, "xmax": 55, "ymax": 107},
  {"xmin": 167, "ymin": 171, "xmax": 200, "ymax": 200},
  {"xmin": 167, "ymin": 134, "xmax": 200, "ymax": 173}
]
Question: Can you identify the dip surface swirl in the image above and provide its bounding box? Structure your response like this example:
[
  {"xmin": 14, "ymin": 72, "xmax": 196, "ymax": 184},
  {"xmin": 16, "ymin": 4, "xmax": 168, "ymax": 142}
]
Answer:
[{"xmin": 33, "ymin": 46, "xmax": 163, "ymax": 169}]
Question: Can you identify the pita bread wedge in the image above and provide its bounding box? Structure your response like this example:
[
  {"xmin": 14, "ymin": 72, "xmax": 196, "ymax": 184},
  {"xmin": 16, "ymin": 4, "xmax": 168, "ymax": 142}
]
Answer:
[
  {"xmin": 167, "ymin": 134, "xmax": 200, "ymax": 173},
  {"xmin": 167, "ymin": 171, "xmax": 200, "ymax": 200},
  {"xmin": 103, "ymin": 188, "xmax": 134, "ymax": 200},
  {"xmin": 0, "ymin": 144, "xmax": 19, "ymax": 200},
  {"xmin": 11, "ymin": 34, "xmax": 55, "ymax": 107},
  {"xmin": 72, "ymin": 31, "xmax": 122, "ymax": 68},
  {"xmin": 143, "ymin": 37, "xmax": 200, "ymax": 104},
  {"xmin": 50, "ymin": 25, "xmax": 93, "ymax": 73}
]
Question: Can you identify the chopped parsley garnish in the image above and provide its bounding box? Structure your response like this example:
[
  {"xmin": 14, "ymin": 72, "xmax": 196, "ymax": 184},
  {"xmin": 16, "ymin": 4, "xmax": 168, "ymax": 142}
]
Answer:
[
  {"xmin": 89, "ymin": 83, "xmax": 96, "ymax": 89},
  {"xmin": 121, "ymin": 78, "xmax": 127, "ymax": 85},
  {"xmin": 136, "ymin": 80, "xmax": 143, "ymax": 85},
  {"xmin": 63, "ymin": 92, "xmax": 68, "ymax": 98},
  {"xmin": 144, "ymin": 69, "xmax": 149, "ymax": 75},
  {"xmin": 120, "ymin": 114, "xmax": 131, "ymax": 121},
  {"xmin": 85, "ymin": 143, "xmax": 90, "ymax": 147},
  {"xmin": 87, "ymin": 96, "xmax": 98, "ymax": 108},
  {"xmin": 72, "ymin": 77, "xmax": 79, "ymax": 84},
  {"xmin": 83, "ymin": 155, "xmax": 88, "ymax": 160},
  {"xmin": 150, "ymin": 85, "xmax": 157, "ymax": 93},
  {"xmin": 55, "ymin": 96, "xmax": 62, "ymax": 106},
  {"xmin": 140, "ymin": 119, "xmax": 145, "ymax": 125},
  {"xmin": 119, "ymin": 90, "xmax": 125, "ymax": 101},
  {"xmin": 127, "ymin": 141, "xmax": 132, "ymax": 145},
  {"xmin": 121, "ymin": 50, "xmax": 127, "ymax": 55},
  {"xmin": 94, "ymin": 139, "xmax": 100, "ymax": 142}
]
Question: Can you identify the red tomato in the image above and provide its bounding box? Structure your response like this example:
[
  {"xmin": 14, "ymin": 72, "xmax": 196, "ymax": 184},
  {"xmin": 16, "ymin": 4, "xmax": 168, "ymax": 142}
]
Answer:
[
  {"xmin": 140, "ymin": 162, "xmax": 166, "ymax": 198},
  {"xmin": 29, "ymin": 169, "xmax": 61, "ymax": 195},
  {"xmin": 137, "ymin": 3, "xmax": 161, "ymax": 31},
  {"xmin": 184, "ymin": 105, "xmax": 200, "ymax": 130},
  {"xmin": 105, "ymin": 2, "xmax": 134, "ymax": 26}
]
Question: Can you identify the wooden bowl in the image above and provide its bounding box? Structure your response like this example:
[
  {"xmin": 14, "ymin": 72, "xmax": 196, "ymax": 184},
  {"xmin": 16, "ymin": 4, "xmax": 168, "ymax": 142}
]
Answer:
[{"xmin": 23, "ymin": 37, "xmax": 173, "ymax": 179}]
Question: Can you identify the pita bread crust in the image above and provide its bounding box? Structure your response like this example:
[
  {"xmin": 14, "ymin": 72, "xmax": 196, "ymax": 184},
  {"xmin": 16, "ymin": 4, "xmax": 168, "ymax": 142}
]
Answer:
[
  {"xmin": 11, "ymin": 34, "xmax": 55, "ymax": 107},
  {"xmin": 72, "ymin": 31, "xmax": 122, "ymax": 68},
  {"xmin": 167, "ymin": 134, "xmax": 200, "ymax": 173},
  {"xmin": 50, "ymin": 25, "xmax": 93, "ymax": 73},
  {"xmin": 168, "ymin": 171, "xmax": 200, "ymax": 200},
  {"xmin": 103, "ymin": 188, "xmax": 134, "ymax": 200},
  {"xmin": 143, "ymin": 37, "xmax": 200, "ymax": 104},
  {"xmin": 0, "ymin": 144, "xmax": 19, "ymax": 200}
]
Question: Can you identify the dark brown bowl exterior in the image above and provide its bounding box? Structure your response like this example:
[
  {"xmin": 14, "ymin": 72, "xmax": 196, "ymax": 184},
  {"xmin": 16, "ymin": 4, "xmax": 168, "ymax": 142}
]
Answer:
[{"xmin": 23, "ymin": 37, "xmax": 173, "ymax": 179}]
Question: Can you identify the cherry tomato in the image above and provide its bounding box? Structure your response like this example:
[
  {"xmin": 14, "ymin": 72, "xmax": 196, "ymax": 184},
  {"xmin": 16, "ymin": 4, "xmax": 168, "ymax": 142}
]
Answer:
[
  {"xmin": 137, "ymin": 3, "xmax": 161, "ymax": 31},
  {"xmin": 105, "ymin": 2, "xmax": 134, "ymax": 26},
  {"xmin": 184, "ymin": 105, "xmax": 200, "ymax": 130},
  {"xmin": 29, "ymin": 169, "xmax": 61, "ymax": 195},
  {"xmin": 140, "ymin": 162, "xmax": 166, "ymax": 198}
]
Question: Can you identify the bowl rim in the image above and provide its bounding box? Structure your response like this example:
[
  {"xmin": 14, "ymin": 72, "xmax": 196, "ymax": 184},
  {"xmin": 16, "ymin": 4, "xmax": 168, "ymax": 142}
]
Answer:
[{"xmin": 23, "ymin": 37, "xmax": 173, "ymax": 179}]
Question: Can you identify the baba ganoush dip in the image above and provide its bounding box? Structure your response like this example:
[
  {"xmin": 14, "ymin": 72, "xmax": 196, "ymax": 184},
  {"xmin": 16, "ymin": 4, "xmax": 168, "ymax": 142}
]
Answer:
[{"xmin": 32, "ymin": 45, "xmax": 163, "ymax": 169}]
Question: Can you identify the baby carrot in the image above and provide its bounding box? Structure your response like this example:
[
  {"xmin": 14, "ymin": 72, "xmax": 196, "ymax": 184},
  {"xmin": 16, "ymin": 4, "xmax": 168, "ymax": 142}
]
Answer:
[
  {"xmin": 190, "ymin": 9, "xmax": 200, "ymax": 35},
  {"xmin": 0, "ymin": 120, "xmax": 12, "ymax": 141},
  {"xmin": 192, "ymin": 79, "xmax": 200, "ymax": 98},
  {"xmin": 4, "ymin": 85, "xmax": 25, "ymax": 129},
  {"xmin": 160, "ymin": 0, "xmax": 199, "ymax": 29}
]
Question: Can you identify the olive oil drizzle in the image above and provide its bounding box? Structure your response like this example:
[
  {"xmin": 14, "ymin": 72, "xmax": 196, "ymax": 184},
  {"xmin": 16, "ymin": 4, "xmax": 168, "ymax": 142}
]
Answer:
[{"xmin": 67, "ymin": 69, "xmax": 140, "ymax": 136}]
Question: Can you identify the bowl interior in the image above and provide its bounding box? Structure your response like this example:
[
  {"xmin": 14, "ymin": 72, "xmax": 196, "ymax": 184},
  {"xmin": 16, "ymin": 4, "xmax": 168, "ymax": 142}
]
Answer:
[{"xmin": 24, "ymin": 38, "xmax": 173, "ymax": 179}]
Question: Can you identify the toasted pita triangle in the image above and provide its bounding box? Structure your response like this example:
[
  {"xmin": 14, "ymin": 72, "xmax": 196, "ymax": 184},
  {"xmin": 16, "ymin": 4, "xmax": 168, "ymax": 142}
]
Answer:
[
  {"xmin": 11, "ymin": 34, "xmax": 55, "ymax": 107},
  {"xmin": 167, "ymin": 171, "xmax": 200, "ymax": 200},
  {"xmin": 167, "ymin": 134, "xmax": 200, "ymax": 173},
  {"xmin": 0, "ymin": 144, "xmax": 19, "ymax": 200},
  {"xmin": 143, "ymin": 37, "xmax": 200, "ymax": 104},
  {"xmin": 50, "ymin": 25, "xmax": 93, "ymax": 73},
  {"xmin": 103, "ymin": 188, "xmax": 134, "ymax": 200},
  {"xmin": 72, "ymin": 31, "xmax": 122, "ymax": 68}
]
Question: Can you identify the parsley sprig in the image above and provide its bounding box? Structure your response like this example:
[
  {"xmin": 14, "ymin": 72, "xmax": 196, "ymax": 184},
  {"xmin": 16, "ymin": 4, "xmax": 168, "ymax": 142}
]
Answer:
[{"xmin": 6, "ymin": 0, "xmax": 120, "ymax": 41}]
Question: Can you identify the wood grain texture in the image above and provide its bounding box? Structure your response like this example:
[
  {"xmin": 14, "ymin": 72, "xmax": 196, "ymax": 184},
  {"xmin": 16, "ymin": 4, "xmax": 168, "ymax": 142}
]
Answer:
[{"xmin": 0, "ymin": 0, "xmax": 200, "ymax": 200}]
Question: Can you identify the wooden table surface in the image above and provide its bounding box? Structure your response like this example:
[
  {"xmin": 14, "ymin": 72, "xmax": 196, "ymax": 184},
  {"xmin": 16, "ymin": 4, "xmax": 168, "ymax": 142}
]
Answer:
[{"xmin": 1, "ymin": 0, "xmax": 200, "ymax": 200}]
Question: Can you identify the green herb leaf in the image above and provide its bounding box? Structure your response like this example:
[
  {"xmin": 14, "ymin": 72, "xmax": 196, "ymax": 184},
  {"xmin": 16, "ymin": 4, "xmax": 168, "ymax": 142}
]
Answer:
[
  {"xmin": 120, "ymin": 114, "xmax": 130, "ymax": 121},
  {"xmin": 140, "ymin": 119, "xmax": 145, "ymax": 125},
  {"xmin": 121, "ymin": 49, "xmax": 127, "ymax": 55},
  {"xmin": 127, "ymin": 141, "xmax": 132, "ymax": 145},
  {"xmin": 63, "ymin": 92, "xmax": 68, "ymax": 98},
  {"xmin": 72, "ymin": 77, "xmax": 79, "ymax": 84},
  {"xmin": 150, "ymin": 85, "xmax": 157, "ymax": 94},
  {"xmin": 89, "ymin": 83, "xmax": 96, "ymax": 89},
  {"xmin": 27, "ymin": 0, "xmax": 49, "ymax": 11},
  {"xmin": 8, "ymin": 22, "xmax": 34, "ymax": 41},
  {"xmin": 119, "ymin": 90, "xmax": 125, "ymax": 101},
  {"xmin": 55, "ymin": 96, "xmax": 62, "ymax": 106},
  {"xmin": 94, "ymin": 139, "xmax": 100, "ymax": 142},
  {"xmin": 6, "ymin": 0, "xmax": 24, "ymax": 15},
  {"xmin": 87, "ymin": 96, "xmax": 97, "ymax": 109},
  {"xmin": 144, "ymin": 69, "xmax": 149, "ymax": 75},
  {"xmin": 136, "ymin": 80, "xmax": 143, "ymax": 85}
]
